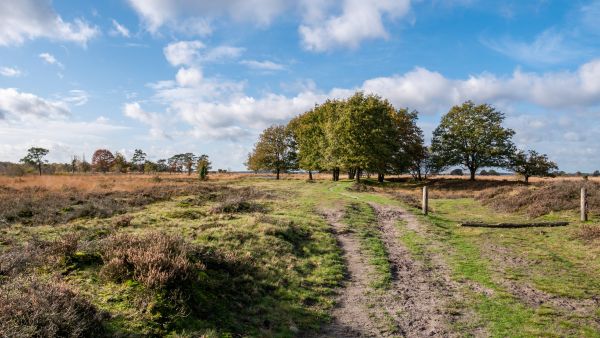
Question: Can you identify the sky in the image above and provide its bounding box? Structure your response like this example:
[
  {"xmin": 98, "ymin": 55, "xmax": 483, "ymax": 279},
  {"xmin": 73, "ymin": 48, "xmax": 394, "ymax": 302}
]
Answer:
[{"xmin": 1, "ymin": 0, "xmax": 600, "ymax": 172}]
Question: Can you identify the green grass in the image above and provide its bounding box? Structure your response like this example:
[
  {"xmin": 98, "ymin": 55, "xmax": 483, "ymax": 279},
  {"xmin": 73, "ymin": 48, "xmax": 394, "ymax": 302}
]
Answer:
[{"xmin": 342, "ymin": 202, "xmax": 392, "ymax": 289}]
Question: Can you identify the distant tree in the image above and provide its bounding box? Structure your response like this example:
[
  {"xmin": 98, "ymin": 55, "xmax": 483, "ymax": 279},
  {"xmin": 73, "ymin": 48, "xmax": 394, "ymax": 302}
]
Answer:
[
  {"xmin": 20, "ymin": 147, "xmax": 49, "ymax": 176},
  {"xmin": 450, "ymin": 168, "xmax": 464, "ymax": 176},
  {"xmin": 112, "ymin": 152, "xmax": 129, "ymax": 173},
  {"xmin": 487, "ymin": 169, "xmax": 499, "ymax": 176},
  {"xmin": 480, "ymin": 170, "xmax": 488, "ymax": 176},
  {"xmin": 156, "ymin": 159, "xmax": 168, "ymax": 172},
  {"xmin": 246, "ymin": 125, "xmax": 297, "ymax": 179},
  {"xmin": 197, "ymin": 154, "xmax": 211, "ymax": 180},
  {"xmin": 510, "ymin": 150, "xmax": 558, "ymax": 183},
  {"xmin": 182, "ymin": 153, "xmax": 197, "ymax": 175},
  {"xmin": 79, "ymin": 155, "xmax": 91, "ymax": 173},
  {"xmin": 168, "ymin": 155, "xmax": 184, "ymax": 173},
  {"xmin": 92, "ymin": 149, "xmax": 115, "ymax": 173},
  {"xmin": 144, "ymin": 161, "xmax": 157, "ymax": 173},
  {"xmin": 131, "ymin": 149, "xmax": 147, "ymax": 173},
  {"xmin": 431, "ymin": 101, "xmax": 515, "ymax": 181}
]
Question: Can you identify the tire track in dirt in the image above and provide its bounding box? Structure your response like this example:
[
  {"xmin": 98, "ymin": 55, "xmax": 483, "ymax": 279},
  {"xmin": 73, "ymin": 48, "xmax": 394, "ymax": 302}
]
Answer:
[
  {"xmin": 369, "ymin": 203, "xmax": 458, "ymax": 337},
  {"xmin": 314, "ymin": 208, "xmax": 383, "ymax": 337}
]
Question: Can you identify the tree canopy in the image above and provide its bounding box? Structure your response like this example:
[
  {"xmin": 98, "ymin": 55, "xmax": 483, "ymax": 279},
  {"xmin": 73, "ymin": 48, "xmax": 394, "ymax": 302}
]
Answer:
[
  {"xmin": 431, "ymin": 101, "xmax": 515, "ymax": 180},
  {"xmin": 91, "ymin": 149, "xmax": 115, "ymax": 173},
  {"xmin": 246, "ymin": 125, "xmax": 298, "ymax": 179},
  {"xmin": 510, "ymin": 150, "xmax": 558, "ymax": 183},
  {"xmin": 20, "ymin": 147, "xmax": 49, "ymax": 176}
]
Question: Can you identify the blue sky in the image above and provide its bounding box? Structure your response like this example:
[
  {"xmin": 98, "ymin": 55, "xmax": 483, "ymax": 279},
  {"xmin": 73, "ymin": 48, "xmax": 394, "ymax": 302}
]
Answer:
[{"xmin": 1, "ymin": 0, "xmax": 600, "ymax": 172}]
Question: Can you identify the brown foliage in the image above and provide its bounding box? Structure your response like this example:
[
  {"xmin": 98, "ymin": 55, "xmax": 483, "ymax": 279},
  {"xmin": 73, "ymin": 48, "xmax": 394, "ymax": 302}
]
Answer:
[
  {"xmin": 0, "ymin": 183, "xmax": 225, "ymax": 226},
  {"xmin": 477, "ymin": 181, "xmax": 600, "ymax": 217},
  {"xmin": 578, "ymin": 224, "xmax": 600, "ymax": 242},
  {"xmin": 99, "ymin": 232, "xmax": 204, "ymax": 290},
  {"xmin": 0, "ymin": 234, "xmax": 80, "ymax": 276},
  {"xmin": 0, "ymin": 276, "xmax": 105, "ymax": 337}
]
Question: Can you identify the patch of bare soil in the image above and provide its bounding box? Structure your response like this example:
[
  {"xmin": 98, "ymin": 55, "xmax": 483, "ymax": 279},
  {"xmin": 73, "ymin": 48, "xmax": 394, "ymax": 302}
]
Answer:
[
  {"xmin": 369, "ymin": 203, "xmax": 459, "ymax": 337},
  {"xmin": 315, "ymin": 209, "xmax": 382, "ymax": 337}
]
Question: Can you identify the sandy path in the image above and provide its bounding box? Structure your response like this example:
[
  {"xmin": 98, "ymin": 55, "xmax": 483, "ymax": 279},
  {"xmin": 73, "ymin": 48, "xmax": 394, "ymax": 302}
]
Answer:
[
  {"xmin": 312, "ymin": 202, "xmax": 463, "ymax": 337},
  {"xmin": 314, "ymin": 209, "xmax": 382, "ymax": 337},
  {"xmin": 369, "ymin": 203, "xmax": 455, "ymax": 337}
]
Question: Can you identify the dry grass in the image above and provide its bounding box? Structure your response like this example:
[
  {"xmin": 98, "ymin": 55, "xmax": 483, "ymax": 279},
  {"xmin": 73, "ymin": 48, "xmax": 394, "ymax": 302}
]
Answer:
[
  {"xmin": 477, "ymin": 181, "xmax": 600, "ymax": 217},
  {"xmin": 0, "ymin": 182, "xmax": 226, "ymax": 226},
  {"xmin": 0, "ymin": 276, "xmax": 105, "ymax": 337}
]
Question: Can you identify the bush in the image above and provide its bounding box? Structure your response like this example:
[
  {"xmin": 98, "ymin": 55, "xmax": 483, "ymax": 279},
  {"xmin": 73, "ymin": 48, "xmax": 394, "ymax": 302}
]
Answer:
[
  {"xmin": 0, "ymin": 234, "xmax": 80, "ymax": 276},
  {"xmin": 477, "ymin": 181, "xmax": 600, "ymax": 217},
  {"xmin": 450, "ymin": 168, "xmax": 463, "ymax": 176},
  {"xmin": 0, "ymin": 276, "xmax": 105, "ymax": 337},
  {"xmin": 99, "ymin": 232, "xmax": 204, "ymax": 290}
]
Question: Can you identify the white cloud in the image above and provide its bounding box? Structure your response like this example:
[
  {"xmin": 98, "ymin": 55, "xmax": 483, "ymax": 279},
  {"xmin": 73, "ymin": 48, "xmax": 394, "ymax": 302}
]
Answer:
[
  {"xmin": 163, "ymin": 40, "xmax": 205, "ymax": 66},
  {"xmin": 0, "ymin": 0, "xmax": 98, "ymax": 46},
  {"xmin": 176, "ymin": 67, "xmax": 203, "ymax": 87},
  {"xmin": 61, "ymin": 90, "xmax": 89, "ymax": 106},
  {"xmin": 126, "ymin": 0, "xmax": 286, "ymax": 33},
  {"xmin": 110, "ymin": 19, "xmax": 131, "ymax": 37},
  {"xmin": 0, "ymin": 88, "xmax": 70, "ymax": 120},
  {"xmin": 359, "ymin": 59, "xmax": 600, "ymax": 113},
  {"xmin": 203, "ymin": 46, "xmax": 245, "ymax": 62},
  {"xmin": 123, "ymin": 102, "xmax": 172, "ymax": 139},
  {"xmin": 240, "ymin": 60, "xmax": 285, "ymax": 71},
  {"xmin": 127, "ymin": 0, "xmax": 412, "ymax": 51},
  {"xmin": 39, "ymin": 53, "xmax": 64, "ymax": 68},
  {"xmin": 0, "ymin": 67, "xmax": 21, "ymax": 77},
  {"xmin": 299, "ymin": 0, "xmax": 411, "ymax": 51},
  {"xmin": 482, "ymin": 29, "xmax": 584, "ymax": 65}
]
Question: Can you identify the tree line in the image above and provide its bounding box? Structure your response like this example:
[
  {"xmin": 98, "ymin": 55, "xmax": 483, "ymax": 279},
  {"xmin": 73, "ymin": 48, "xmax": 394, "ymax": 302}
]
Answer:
[
  {"xmin": 247, "ymin": 92, "xmax": 559, "ymax": 183},
  {"xmin": 14, "ymin": 147, "xmax": 213, "ymax": 179}
]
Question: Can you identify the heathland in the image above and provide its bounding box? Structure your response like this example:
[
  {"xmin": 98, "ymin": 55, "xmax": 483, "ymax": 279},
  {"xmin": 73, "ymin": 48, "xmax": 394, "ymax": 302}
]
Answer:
[{"xmin": 1, "ymin": 173, "xmax": 599, "ymax": 337}]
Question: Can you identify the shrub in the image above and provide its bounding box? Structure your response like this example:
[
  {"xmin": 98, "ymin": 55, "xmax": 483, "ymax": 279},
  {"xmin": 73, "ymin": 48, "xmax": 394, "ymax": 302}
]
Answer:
[
  {"xmin": 578, "ymin": 224, "xmax": 600, "ymax": 241},
  {"xmin": 0, "ymin": 276, "xmax": 105, "ymax": 337},
  {"xmin": 0, "ymin": 234, "xmax": 80, "ymax": 276},
  {"xmin": 99, "ymin": 232, "xmax": 204, "ymax": 290},
  {"xmin": 477, "ymin": 181, "xmax": 600, "ymax": 217}
]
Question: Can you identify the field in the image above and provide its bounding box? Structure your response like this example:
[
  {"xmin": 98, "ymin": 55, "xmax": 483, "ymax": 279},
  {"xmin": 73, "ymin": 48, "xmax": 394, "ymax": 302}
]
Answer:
[{"xmin": 1, "ymin": 174, "xmax": 600, "ymax": 337}]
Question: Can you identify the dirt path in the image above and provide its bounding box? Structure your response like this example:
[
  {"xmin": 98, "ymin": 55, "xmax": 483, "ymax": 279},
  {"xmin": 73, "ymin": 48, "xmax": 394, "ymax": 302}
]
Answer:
[
  {"xmin": 315, "ymin": 209, "xmax": 383, "ymax": 337},
  {"xmin": 369, "ymin": 203, "xmax": 456, "ymax": 337},
  {"xmin": 314, "ymin": 203, "xmax": 463, "ymax": 337}
]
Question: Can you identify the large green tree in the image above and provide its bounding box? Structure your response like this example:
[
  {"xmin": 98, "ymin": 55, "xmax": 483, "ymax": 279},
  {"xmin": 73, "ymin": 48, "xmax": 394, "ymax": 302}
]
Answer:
[
  {"xmin": 431, "ymin": 101, "xmax": 515, "ymax": 180},
  {"xmin": 246, "ymin": 125, "xmax": 297, "ymax": 179},
  {"xmin": 20, "ymin": 147, "xmax": 49, "ymax": 176},
  {"xmin": 331, "ymin": 92, "xmax": 397, "ymax": 182},
  {"xmin": 510, "ymin": 150, "xmax": 558, "ymax": 183}
]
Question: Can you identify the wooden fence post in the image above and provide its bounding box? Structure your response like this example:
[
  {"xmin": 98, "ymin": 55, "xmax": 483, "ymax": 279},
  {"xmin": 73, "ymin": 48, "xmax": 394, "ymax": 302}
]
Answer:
[
  {"xmin": 422, "ymin": 186, "xmax": 428, "ymax": 215},
  {"xmin": 581, "ymin": 187, "xmax": 588, "ymax": 222}
]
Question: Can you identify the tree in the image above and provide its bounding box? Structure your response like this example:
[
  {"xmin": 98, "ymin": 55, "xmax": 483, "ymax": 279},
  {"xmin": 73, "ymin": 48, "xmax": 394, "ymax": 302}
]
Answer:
[
  {"xmin": 593, "ymin": 170, "xmax": 600, "ymax": 177},
  {"xmin": 20, "ymin": 147, "xmax": 49, "ymax": 176},
  {"xmin": 431, "ymin": 101, "xmax": 515, "ymax": 181},
  {"xmin": 450, "ymin": 168, "xmax": 464, "ymax": 176},
  {"xmin": 197, "ymin": 154, "xmax": 211, "ymax": 180},
  {"xmin": 156, "ymin": 159, "xmax": 168, "ymax": 172},
  {"xmin": 510, "ymin": 150, "xmax": 558, "ymax": 183},
  {"xmin": 92, "ymin": 149, "xmax": 115, "ymax": 173},
  {"xmin": 389, "ymin": 108, "xmax": 426, "ymax": 182},
  {"xmin": 331, "ymin": 92, "xmax": 397, "ymax": 182},
  {"xmin": 112, "ymin": 152, "xmax": 129, "ymax": 173},
  {"xmin": 131, "ymin": 149, "xmax": 147, "ymax": 173},
  {"xmin": 246, "ymin": 125, "xmax": 297, "ymax": 179},
  {"xmin": 182, "ymin": 153, "xmax": 197, "ymax": 175}
]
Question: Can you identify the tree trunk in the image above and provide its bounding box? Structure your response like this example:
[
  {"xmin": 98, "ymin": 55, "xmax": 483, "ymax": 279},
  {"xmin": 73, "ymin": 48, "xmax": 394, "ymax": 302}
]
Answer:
[
  {"xmin": 276, "ymin": 168, "xmax": 280, "ymax": 180},
  {"xmin": 469, "ymin": 168, "xmax": 476, "ymax": 181},
  {"xmin": 524, "ymin": 175, "xmax": 529, "ymax": 183},
  {"xmin": 417, "ymin": 171, "xmax": 422, "ymax": 181},
  {"xmin": 38, "ymin": 164, "xmax": 42, "ymax": 176},
  {"xmin": 332, "ymin": 170, "xmax": 336, "ymax": 181},
  {"xmin": 378, "ymin": 173, "xmax": 384, "ymax": 183},
  {"xmin": 334, "ymin": 168, "xmax": 340, "ymax": 181},
  {"xmin": 308, "ymin": 170, "xmax": 313, "ymax": 180},
  {"xmin": 355, "ymin": 168, "xmax": 361, "ymax": 183},
  {"xmin": 348, "ymin": 168, "xmax": 356, "ymax": 180}
]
